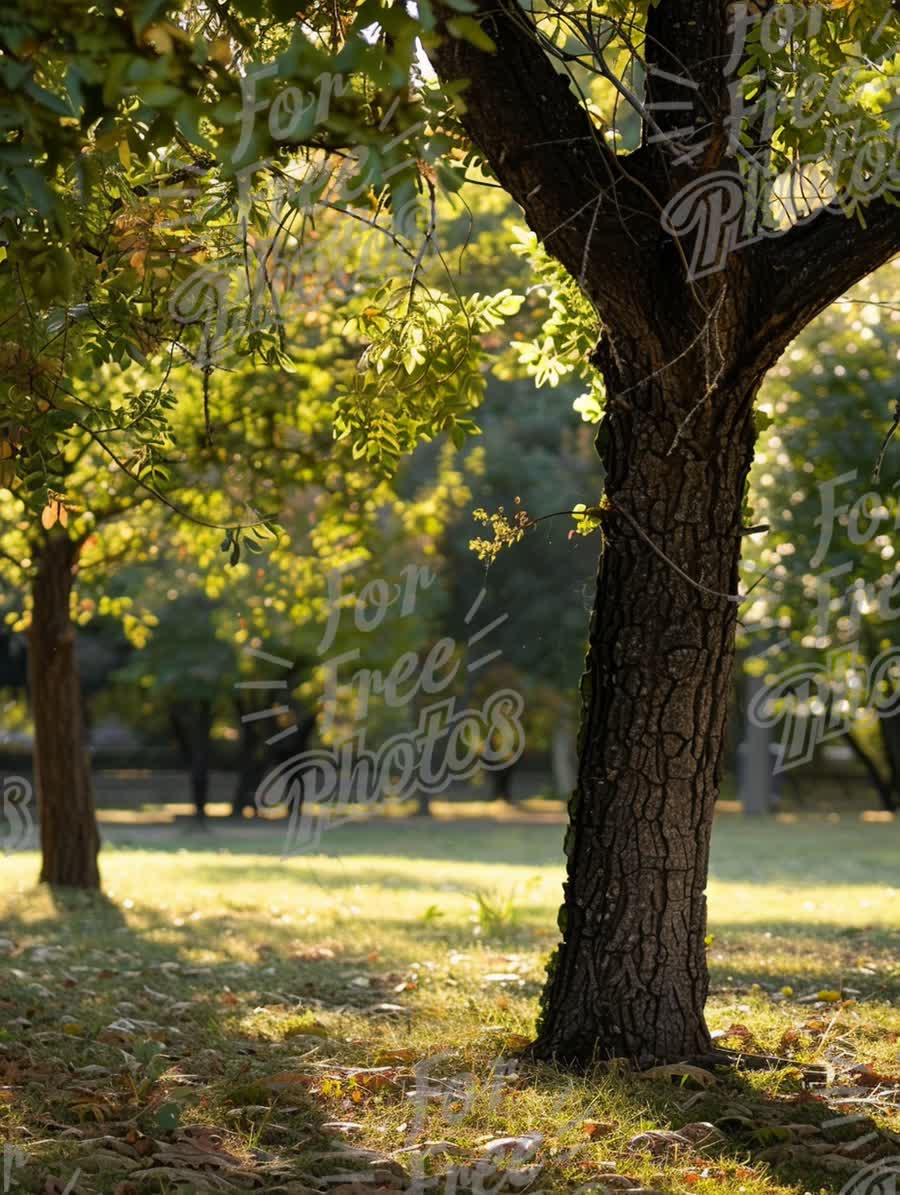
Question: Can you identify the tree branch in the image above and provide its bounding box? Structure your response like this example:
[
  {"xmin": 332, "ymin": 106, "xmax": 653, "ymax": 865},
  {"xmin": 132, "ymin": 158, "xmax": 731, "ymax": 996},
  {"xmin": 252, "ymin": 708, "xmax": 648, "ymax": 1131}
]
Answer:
[
  {"xmin": 643, "ymin": 0, "xmax": 734, "ymax": 172},
  {"xmin": 427, "ymin": 0, "xmax": 646, "ymax": 300},
  {"xmin": 750, "ymin": 194, "xmax": 900, "ymax": 364}
]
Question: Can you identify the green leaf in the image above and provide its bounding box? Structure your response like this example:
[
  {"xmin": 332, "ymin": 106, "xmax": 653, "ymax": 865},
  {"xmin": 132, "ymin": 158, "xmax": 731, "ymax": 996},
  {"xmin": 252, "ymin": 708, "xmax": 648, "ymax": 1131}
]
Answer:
[
  {"xmin": 446, "ymin": 16, "xmax": 495, "ymax": 53},
  {"xmin": 154, "ymin": 1102, "xmax": 181, "ymax": 1132}
]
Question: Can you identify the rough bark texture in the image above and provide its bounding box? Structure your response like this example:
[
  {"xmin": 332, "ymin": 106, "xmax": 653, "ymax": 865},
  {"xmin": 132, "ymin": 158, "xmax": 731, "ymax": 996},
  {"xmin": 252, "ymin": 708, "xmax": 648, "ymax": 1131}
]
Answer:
[
  {"xmin": 28, "ymin": 532, "xmax": 100, "ymax": 889},
  {"xmin": 426, "ymin": 0, "xmax": 900, "ymax": 1065},
  {"xmin": 533, "ymin": 330, "xmax": 760, "ymax": 1064}
]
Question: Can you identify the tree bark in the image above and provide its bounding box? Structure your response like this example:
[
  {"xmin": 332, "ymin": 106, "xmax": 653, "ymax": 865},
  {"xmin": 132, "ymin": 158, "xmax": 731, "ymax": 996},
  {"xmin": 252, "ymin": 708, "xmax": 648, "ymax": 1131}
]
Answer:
[
  {"xmin": 28, "ymin": 532, "xmax": 100, "ymax": 889},
  {"xmin": 233, "ymin": 698, "xmax": 316, "ymax": 817},
  {"xmin": 874, "ymin": 698, "xmax": 900, "ymax": 803},
  {"xmin": 232, "ymin": 696, "xmax": 268, "ymax": 817},
  {"xmin": 415, "ymin": 790, "xmax": 432, "ymax": 817},
  {"xmin": 491, "ymin": 761, "xmax": 516, "ymax": 802},
  {"xmin": 534, "ymin": 338, "xmax": 759, "ymax": 1066}
]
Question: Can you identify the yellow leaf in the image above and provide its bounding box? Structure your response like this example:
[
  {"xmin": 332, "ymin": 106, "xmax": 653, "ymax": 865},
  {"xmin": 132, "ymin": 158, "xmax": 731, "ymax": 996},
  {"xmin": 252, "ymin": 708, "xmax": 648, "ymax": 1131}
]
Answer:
[
  {"xmin": 41, "ymin": 503, "xmax": 58, "ymax": 530},
  {"xmin": 209, "ymin": 36, "xmax": 232, "ymax": 65},
  {"xmin": 143, "ymin": 23, "xmax": 174, "ymax": 53},
  {"xmin": 118, "ymin": 137, "xmax": 131, "ymax": 169},
  {"xmin": 503, "ymin": 1034, "xmax": 532, "ymax": 1052},
  {"xmin": 374, "ymin": 1049, "xmax": 417, "ymax": 1064}
]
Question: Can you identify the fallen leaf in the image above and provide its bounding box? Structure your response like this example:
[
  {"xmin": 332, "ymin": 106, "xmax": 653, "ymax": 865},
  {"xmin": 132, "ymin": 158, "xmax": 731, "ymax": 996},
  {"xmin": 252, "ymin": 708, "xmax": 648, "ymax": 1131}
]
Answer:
[
  {"xmin": 293, "ymin": 945, "xmax": 338, "ymax": 961},
  {"xmin": 849, "ymin": 1063, "xmax": 897, "ymax": 1088},
  {"xmin": 677, "ymin": 1122, "xmax": 726, "ymax": 1148},
  {"xmin": 582, "ymin": 1120, "xmax": 614, "ymax": 1138},
  {"xmin": 374, "ymin": 1049, "xmax": 416, "ymax": 1065},
  {"xmin": 503, "ymin": 1033, "xmax": 532, "ymax": 1051}
]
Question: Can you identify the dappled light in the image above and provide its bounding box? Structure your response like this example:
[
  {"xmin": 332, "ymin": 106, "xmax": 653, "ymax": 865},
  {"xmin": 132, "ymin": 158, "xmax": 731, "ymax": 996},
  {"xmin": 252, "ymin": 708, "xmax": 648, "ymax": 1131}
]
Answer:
[{"xmin": 1, "ymin": 0, "xmax": 899, "ymax": 1191}]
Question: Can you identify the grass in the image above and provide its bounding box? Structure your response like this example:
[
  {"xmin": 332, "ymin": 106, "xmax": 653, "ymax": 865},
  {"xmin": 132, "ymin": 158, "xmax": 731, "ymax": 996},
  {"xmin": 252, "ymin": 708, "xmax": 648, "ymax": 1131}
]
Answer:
[{"xmin": 0, "ymin": 810, "xmax": 897, "ymax": 1195}]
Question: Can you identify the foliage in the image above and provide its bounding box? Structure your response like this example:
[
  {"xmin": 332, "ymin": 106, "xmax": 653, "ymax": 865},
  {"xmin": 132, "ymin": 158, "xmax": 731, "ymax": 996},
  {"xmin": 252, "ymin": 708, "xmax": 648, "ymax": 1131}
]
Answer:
[{"xmin": 743, "ymin": 260, "xmax": 900, "ymax": 737}]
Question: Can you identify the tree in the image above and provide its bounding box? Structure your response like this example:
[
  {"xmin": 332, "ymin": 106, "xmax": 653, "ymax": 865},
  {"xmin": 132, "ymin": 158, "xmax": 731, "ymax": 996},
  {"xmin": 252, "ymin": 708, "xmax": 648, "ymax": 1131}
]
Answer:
[
  {"xmin": 0, "ymin": 135, "xmax": 248, "ymax": 887},
  {"xmin": 4, "ymin": 0, "xmax": 898, "ymax": 1063},
  {"xmin": 0, "ymin": 446, "xmax": 157, "ymax": 888},
  {"xmin": 423, "ymin": 1, "xmax": 899, "ymax": 1067},
  {"xmin": 0, "ymin": 127, "xmax": 492, "ymax": 885}
]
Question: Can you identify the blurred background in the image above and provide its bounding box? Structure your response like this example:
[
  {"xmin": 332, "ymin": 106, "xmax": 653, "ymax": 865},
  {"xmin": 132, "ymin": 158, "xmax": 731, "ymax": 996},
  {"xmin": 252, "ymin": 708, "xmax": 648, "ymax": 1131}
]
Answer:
[{"xmin": 1, "ymin": 183, "xmax": 898, "ymax": 837}]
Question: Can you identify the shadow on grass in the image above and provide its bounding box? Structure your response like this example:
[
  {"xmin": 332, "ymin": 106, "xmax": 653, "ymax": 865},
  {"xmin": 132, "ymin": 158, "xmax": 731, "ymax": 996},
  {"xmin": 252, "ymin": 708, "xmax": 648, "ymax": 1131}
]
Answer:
[
  {"xmin": 0, "ymin": 893, "xmax": 356, "ymax": 1194},
  {"xmin": 517, "ymin": 1056, "xmax": 897, "ymax": 1195},
  {"xmin": 0, "ymin": 891, "xmax": 896, "ymax": 1194},
  {"xmin": 99, "ymin": 816, "xmax": 566, "ymax": 869}
]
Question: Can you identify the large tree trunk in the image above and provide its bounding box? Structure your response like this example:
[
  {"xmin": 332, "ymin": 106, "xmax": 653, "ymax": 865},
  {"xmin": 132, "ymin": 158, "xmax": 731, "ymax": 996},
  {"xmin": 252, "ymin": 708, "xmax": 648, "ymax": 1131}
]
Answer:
[
  {"xmin": 28, "ymin": 532, "xmax": 100, "ymax": 889},
  {"xmin": 534, "ymin": 343, "xmax": 759, "ymax": 1066}
]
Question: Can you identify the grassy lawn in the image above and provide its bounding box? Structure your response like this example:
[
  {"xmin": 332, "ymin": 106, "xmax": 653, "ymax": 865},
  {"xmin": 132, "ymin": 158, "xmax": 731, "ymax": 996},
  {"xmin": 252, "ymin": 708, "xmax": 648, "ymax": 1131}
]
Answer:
[{"xmin": 0, "ymin": 810, "xmax": 897, "ymax": 1194}]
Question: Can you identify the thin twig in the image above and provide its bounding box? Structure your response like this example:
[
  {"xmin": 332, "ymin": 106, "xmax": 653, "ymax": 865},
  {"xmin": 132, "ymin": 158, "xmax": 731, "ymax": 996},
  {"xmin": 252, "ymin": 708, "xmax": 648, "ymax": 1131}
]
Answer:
[
  {"xmin": 872, "ymin": 393, "xmax": 900, "ymax": 483},
  {"xmin": 609, "ymin": 498, "xmax": 749, "ymax": 604}
]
